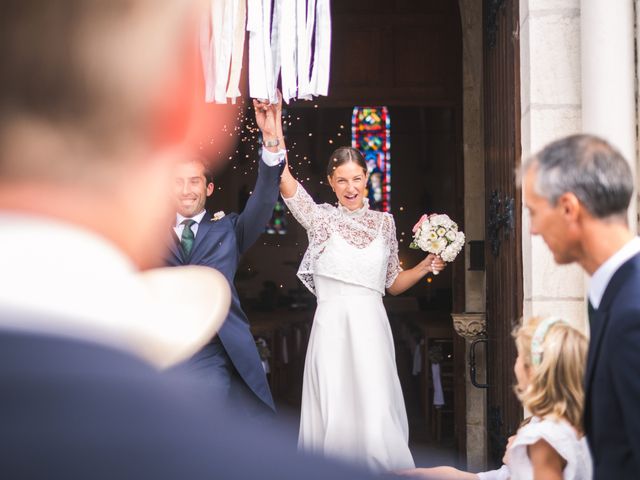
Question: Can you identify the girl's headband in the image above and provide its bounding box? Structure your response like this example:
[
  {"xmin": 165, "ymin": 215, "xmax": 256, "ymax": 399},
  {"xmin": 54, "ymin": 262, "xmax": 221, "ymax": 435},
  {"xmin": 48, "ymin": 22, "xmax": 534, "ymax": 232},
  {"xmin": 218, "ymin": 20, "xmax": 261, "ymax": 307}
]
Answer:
[{"xmin": 530, "ymin": 316, "xmax": 567, "ymax": 366}]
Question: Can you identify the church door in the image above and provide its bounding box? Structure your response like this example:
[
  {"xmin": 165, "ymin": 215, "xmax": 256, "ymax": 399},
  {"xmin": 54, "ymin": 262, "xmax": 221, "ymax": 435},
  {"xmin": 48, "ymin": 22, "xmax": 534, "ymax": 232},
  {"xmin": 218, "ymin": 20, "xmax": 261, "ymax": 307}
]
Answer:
[{"xmin": 482, "ymin": 0, "xmax": 523, "ymax": 467}]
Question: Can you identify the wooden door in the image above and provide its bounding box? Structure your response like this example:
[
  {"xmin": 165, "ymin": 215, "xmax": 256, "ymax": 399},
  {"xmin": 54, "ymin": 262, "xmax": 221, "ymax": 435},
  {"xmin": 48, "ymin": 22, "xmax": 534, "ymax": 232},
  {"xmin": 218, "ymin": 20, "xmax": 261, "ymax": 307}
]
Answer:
[{"xmin": 483, "ymin": 0, "xmax": 523, "ymax": 467}]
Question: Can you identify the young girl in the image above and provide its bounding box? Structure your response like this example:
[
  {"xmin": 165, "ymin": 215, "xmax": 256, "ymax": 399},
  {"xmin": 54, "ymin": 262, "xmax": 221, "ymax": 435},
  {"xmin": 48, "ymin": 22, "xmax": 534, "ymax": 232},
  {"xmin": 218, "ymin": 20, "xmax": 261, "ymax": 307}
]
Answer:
[{"xmin": 401, "ymin": 316, "xmax": 592, "ymax": 480}]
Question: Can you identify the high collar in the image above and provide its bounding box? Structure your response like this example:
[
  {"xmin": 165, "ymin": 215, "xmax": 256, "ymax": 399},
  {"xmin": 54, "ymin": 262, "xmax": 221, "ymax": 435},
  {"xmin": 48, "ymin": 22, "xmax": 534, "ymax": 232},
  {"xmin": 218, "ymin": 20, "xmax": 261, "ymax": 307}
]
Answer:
[{"xmin": 337, "ymin": 197, "xmax": 370, "ymax": 218}]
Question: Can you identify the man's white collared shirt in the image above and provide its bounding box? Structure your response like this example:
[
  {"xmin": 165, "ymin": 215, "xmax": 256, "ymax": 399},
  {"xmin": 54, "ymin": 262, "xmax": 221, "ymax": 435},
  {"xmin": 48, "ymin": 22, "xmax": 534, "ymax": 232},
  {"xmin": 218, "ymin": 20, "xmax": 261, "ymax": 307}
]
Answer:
[
  {"xmin": 589, "ymin": 237, "xmax": 640, "ymax": 309},
  {"xmin": 174, "ymin": 210, "xmax": 207, "ymax": 238}
]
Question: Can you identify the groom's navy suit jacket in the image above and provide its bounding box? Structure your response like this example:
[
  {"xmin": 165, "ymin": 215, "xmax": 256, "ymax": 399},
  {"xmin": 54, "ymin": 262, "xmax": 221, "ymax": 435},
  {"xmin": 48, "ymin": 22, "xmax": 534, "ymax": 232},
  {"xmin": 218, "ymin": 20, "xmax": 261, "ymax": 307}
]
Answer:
[
  {"xmin": 585, "ymin": 252, "xmax": 640, "ymax": 479},
  {"xmin": 166, "ymin": 160, "xmax": 283, "ymax": 411}
]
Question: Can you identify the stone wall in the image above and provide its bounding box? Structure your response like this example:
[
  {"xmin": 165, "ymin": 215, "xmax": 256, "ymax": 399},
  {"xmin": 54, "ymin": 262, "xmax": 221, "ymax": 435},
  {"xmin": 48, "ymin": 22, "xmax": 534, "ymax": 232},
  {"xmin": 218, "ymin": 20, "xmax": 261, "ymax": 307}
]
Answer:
[{"xmin": 520, "ymin": 0, "xmax": 587, "ymax": 330}]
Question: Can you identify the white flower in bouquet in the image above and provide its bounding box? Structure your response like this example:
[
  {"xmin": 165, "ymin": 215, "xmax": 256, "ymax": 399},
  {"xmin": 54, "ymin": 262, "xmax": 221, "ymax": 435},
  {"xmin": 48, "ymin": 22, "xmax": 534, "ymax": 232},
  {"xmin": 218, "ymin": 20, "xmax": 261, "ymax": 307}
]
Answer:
[
  {"xmin": 427, "ymin": 237, "xmax": 448, "ymax": 254},
  {"xmin": 410, "ymin": 213, "xmax": 465, "ymax": 274}
]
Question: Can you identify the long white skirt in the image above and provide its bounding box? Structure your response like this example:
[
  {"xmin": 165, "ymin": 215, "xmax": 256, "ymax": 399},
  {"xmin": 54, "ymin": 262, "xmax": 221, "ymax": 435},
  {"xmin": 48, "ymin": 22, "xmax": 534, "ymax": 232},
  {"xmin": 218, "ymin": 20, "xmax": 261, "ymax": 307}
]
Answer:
[{"xmin": 298, "ymin": 275, "xmax": 415, "ymax": 472}]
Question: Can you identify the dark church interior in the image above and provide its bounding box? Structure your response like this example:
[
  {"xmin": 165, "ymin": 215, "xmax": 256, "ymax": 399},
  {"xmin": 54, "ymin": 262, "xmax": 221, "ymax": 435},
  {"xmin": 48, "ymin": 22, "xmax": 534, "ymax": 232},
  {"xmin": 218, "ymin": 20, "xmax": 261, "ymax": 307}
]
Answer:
[{"xmin": 206, "ymin": 0, "xmax": 467, "ymax": 465}]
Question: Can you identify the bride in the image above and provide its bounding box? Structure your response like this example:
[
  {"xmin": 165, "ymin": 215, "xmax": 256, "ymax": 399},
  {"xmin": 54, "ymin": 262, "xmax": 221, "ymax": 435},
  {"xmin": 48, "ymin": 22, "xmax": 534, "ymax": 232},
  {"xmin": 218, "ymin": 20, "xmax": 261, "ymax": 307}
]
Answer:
[{"xmin": 254, "ymin": 94, "xmax": 445, "ymax": 473}]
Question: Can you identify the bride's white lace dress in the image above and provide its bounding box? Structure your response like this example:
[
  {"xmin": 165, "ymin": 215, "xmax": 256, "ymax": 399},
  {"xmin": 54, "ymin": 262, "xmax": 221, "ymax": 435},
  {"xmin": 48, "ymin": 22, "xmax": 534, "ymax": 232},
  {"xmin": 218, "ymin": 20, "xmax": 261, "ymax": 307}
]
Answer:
[{"xmin": 283, "ymin": 182, "xmax": 415, "ymax": 473}]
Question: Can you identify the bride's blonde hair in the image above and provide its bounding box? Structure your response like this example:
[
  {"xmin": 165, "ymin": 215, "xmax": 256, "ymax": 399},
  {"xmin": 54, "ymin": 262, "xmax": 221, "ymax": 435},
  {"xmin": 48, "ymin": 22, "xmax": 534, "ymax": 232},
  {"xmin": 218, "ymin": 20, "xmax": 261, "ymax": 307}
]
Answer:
[{"xmin": 513, "ymin": 316, "xmax": 588, "ymax": 432}]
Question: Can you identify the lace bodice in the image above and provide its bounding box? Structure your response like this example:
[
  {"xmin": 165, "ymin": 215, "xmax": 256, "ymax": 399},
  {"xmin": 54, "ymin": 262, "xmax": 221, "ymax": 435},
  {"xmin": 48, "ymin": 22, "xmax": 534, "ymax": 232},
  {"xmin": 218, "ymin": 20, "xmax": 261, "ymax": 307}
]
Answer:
[{"xmin": 282, "ymin": 182, "xmax": 402, "ymax": 295}]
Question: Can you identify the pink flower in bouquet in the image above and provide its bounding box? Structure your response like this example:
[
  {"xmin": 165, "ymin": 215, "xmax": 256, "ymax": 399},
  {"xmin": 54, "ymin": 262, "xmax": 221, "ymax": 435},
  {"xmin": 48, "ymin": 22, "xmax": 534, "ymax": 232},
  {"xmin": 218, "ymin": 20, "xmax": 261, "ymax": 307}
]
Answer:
[{"xmin": 412, "ymin": 214, "xmax": 428, "ymax": 233}]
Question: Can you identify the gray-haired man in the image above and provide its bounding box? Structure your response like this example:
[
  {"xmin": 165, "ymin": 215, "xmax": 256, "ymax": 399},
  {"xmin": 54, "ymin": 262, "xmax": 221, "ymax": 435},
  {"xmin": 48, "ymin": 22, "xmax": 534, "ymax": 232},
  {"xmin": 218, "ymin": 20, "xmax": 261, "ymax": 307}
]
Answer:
[{"xmin": 522, "ymin": 134, "xmax": 640, "ymax": 479}]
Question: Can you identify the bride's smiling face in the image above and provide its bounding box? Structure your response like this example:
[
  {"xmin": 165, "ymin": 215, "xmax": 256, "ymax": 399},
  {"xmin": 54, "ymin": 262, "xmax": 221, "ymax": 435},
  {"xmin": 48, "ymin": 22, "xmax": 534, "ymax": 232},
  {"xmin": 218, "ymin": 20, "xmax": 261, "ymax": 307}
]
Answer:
[{"xmin": 328, "ymin": 161, "xmax": 368, "ymax": 211}]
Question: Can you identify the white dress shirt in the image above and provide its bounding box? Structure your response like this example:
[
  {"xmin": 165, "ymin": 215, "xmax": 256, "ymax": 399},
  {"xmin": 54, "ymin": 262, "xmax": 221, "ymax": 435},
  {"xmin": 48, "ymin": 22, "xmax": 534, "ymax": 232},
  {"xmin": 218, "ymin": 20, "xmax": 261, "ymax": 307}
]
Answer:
[
  {"xmin": 589, "ymin": 236, "xmax": 640, "ymax": 309},
  {"xmin": 174, "ymin": 210, "xmax": 207, "ymax": 239},
  {"xmin": 0, "ymin": 216, "xmax": 175, "ymax": 363},
  {"xmin": 0, "ymin": 215, "xmax": 230, "ymax": 368},
  {"xmin": 261, "ymin": 147, "xmax": 287, "ymax": 166}
]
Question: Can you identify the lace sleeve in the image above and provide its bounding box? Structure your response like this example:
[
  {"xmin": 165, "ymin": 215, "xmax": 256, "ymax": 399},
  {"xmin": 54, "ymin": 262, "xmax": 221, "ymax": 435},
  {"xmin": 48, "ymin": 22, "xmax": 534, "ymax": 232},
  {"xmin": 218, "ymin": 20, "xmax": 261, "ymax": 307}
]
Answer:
[
  {"xmin": 281, "ymin": 182, "xmax": 319, "ymax": 230},
  {"xmin": 384, "ymin": 213, "xmax": 403, "ymax": 288}
]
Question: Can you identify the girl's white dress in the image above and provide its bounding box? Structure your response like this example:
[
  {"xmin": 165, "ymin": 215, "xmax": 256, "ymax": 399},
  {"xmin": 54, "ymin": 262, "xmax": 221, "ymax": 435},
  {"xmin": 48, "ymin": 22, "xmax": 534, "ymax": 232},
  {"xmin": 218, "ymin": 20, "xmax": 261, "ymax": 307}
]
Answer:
[
  {"xmin": 478, "ymin": 416, "xmax": 593, "ymax": 480},
  {"xmin": 283, "ymin": 183, "xmax": 415, "ymax": 473}
]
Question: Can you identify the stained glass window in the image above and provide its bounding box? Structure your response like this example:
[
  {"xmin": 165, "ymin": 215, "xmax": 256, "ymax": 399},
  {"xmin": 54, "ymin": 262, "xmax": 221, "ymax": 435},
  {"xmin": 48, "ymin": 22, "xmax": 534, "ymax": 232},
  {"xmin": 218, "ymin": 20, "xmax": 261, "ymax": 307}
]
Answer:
[{"xmin": 351, "ymin": 107, "xmax": 391, "ymax": 212}]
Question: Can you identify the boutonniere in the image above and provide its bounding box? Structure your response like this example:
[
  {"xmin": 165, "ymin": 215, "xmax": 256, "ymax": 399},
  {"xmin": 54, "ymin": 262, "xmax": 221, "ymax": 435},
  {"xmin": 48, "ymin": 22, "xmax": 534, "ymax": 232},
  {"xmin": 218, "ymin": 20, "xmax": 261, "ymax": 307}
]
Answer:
[{"xmin": 212, "ymin": 211, "xmax": 226, "ymax": 221}]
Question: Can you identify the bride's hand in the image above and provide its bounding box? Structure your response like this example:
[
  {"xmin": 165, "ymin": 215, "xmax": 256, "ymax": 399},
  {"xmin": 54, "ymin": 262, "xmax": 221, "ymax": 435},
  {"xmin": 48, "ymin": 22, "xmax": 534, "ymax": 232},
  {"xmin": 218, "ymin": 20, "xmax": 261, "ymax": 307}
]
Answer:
[{"xmin": 426, "ymin": 254, "xmax": 445, "ymax": 274}]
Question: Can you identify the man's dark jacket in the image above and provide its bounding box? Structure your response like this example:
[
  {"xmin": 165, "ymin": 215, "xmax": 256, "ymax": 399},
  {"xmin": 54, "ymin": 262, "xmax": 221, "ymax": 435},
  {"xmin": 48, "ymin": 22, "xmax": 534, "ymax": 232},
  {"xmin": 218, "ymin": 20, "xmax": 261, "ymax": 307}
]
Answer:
[{"xmin": 585, "ymin": 253, "xmax": 640, "ymax": 479}]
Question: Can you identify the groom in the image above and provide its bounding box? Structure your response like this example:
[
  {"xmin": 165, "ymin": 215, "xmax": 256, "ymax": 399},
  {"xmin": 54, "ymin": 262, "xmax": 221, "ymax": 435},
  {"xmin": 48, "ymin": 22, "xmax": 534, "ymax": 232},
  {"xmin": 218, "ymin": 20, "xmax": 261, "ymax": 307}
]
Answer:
[{"xmin": 167, "ymin": 136, "xmax": 285, "ymax": 416}]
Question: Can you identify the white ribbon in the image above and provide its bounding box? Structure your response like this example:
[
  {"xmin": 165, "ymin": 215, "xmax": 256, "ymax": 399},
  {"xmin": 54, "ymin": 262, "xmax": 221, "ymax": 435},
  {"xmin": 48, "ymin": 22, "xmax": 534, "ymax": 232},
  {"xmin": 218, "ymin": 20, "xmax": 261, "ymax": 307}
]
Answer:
[
  {"xmin": 248, "ymin": 0, "xmax": 269, "ymax": 100},
  {"xmin": 279, "ymin": 0, "xmax": 297, "ymax": 103},
  {"xmin": 309, "ymin": 0, "xmax": 331, "ymax": 96},
  {"xmin": 296, "ymin": 0, "xmax": 314, "ymax": 100},
  {"xmin": 203, "ymin": 0, "xmax": 330, "ymax": 103},
  {"xmin": 226, "ymin": 0, "xmax": 247, "ymax": 103},
  {"xmin": 200, "ymin": 2, "xmax": 215, "ymax": 102},
  {"xmin": 270, "ymin": 0, "xmax": 282, "ymax": 97},
  {"xmin": 214, "ymin": 0, "xmax": 234, "ymax": 104}
]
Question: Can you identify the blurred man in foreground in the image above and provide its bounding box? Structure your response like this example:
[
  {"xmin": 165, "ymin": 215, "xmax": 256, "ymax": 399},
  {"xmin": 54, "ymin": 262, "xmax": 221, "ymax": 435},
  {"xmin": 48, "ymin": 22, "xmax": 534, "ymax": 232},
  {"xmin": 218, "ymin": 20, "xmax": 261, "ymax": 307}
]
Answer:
[{"xmin": 0, "ymin": 2, "xmax": 374, "ymax": 479}]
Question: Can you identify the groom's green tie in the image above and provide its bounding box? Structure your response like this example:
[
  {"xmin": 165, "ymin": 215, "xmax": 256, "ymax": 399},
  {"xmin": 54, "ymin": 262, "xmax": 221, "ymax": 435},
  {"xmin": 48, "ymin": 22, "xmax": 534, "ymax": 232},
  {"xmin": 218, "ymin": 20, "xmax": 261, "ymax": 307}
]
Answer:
[
  {"xmin": 587, "ymin": 300, "xmax": 595, "ymax": 323},
  {"xmin": 180, "ymin": 219, "xmax": 196, "ymax": 258}
]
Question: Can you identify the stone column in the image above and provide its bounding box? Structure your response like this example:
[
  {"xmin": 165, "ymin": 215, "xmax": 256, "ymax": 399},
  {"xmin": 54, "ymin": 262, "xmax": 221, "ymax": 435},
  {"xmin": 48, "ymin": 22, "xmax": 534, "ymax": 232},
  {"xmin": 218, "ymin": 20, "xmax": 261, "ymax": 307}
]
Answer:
[
  {"xmin": 581, "ymin": 0, "xmax": 637, "ymax": 227},
  {"xmin": 520, "ymin": 0, "xmax": 586, "ymax": 329},
  {"xmin": 458, "ymin": 0, "xmax": 486, "ymax": 471}
]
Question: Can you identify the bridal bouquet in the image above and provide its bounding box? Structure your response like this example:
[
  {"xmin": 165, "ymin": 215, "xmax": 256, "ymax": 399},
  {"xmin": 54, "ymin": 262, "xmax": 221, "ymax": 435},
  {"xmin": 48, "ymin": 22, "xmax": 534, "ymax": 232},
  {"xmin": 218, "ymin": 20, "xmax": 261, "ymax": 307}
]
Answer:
[{"xmin": 410, "ymin": 214, "xmax": 465, "ymax": 274}]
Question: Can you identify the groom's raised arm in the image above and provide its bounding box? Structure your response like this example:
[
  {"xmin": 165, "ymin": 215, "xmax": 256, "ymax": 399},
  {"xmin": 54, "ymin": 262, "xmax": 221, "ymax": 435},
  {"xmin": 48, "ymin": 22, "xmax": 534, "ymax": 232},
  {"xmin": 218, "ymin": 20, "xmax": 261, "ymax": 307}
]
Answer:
[{"xmin": 233, "ymin": 148, "xmax": 285, "ymax": 254}]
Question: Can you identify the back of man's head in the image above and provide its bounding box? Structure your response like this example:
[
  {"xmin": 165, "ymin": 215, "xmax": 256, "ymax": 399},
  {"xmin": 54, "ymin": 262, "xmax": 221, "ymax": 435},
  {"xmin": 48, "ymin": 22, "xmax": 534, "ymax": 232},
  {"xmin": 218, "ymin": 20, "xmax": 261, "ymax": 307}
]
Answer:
[
  {"xmin": 0, "ymin": 0, "xmax": 194, "ymax": 184},
  {"xmin": 0, "ymin": 1, "xmax": 206, "ymax": 268},
  {"xmin": 524, "ymin": 134, "xmax": 634, "ymax": 222}
]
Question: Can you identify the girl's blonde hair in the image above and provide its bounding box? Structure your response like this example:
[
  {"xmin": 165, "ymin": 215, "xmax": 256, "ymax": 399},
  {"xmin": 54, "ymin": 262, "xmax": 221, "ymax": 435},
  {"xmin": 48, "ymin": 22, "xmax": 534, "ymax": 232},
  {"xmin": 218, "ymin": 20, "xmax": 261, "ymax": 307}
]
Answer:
[{"xmin": 513, "ymin": 316, "xmax": 588, "ymax": 432}]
